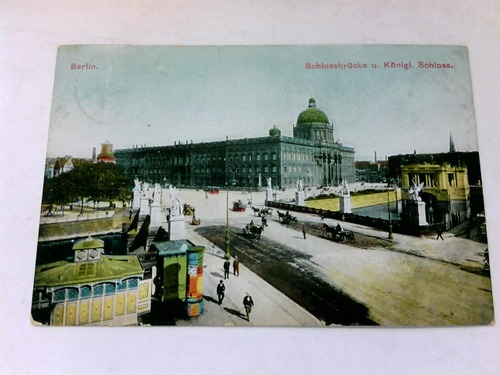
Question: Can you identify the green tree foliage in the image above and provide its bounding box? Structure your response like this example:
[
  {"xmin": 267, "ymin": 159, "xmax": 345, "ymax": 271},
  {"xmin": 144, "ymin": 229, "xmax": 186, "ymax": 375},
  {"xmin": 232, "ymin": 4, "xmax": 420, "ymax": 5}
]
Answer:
[{"xmin": 42, "ymin": 163, "xmax": 131, "ymax": 207}]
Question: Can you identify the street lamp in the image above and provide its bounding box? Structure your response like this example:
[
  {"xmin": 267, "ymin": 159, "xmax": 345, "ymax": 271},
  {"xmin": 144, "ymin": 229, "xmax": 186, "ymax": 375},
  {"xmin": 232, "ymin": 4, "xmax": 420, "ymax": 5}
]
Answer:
[
  {"xmin": 224, "ymin": 137, "xmax": 230, "ymax": 260},
  {"xmin": 387, "ymin": 186, "xmax": 393, "ymax": 239},
  {"xmin": 225, "ymin": 183, "xmax": 231, "ymax": 260},
  {"xmin": 224, "ymin": 174, "xmax": 237, "ymax": 260}
]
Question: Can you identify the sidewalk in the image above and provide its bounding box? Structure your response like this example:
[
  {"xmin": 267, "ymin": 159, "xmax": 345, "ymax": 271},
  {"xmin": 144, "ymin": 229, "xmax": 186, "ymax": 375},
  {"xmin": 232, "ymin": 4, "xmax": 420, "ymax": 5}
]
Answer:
[{"xmin": 179, "ymin": 228, "xmax": 323, "ymax": 327}]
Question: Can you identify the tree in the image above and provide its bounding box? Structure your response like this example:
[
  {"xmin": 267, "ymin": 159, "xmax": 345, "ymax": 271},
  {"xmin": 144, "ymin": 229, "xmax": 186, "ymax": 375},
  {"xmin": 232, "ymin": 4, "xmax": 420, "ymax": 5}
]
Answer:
[{"xmin": 41, "ymin": 163, "xmax": 132, "ymax": 210}]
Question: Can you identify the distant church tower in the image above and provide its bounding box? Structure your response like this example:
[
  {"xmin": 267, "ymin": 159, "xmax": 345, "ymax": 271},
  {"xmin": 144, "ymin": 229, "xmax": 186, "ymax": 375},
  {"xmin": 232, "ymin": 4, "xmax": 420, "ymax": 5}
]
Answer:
[
  {"xmin": 97, "ymin": 141, "xmax": 116, "ymax": 163},
  {"xmin": 449, "ymin": 131, "xmax": 456, "ymax": 153}
]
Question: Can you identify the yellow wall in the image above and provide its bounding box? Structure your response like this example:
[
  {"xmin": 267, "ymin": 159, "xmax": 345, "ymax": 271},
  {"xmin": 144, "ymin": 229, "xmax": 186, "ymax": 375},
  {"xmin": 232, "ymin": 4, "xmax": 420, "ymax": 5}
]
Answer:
[{"xmin": 305, "ymin": 190, "xmax": 400, "ymax": 211}]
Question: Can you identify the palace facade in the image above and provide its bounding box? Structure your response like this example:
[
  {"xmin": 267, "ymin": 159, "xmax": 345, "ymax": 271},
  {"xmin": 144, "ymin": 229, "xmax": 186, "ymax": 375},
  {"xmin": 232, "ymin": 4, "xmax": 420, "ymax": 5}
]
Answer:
[{"xmin": 115, "ymin": 98, "xmax": 355, "ymax": 189}]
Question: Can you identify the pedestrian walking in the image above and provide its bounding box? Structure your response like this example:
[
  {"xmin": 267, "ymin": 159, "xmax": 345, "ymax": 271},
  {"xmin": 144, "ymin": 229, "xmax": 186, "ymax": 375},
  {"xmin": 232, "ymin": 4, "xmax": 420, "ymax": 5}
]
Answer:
[
  {"xmin": 223, "ymin": 259, "xmax": 230, "ymax": 279},
  {"xmin": 436, "ymin": 225, "xmax": 444, "ymax": 240},
  {"xmin": 216, "ymin": 280, "xmax": 225, "ymax": 305},
  {"xmin": 302, "ymin": 224, "xmax": 307, "ymax": 239},
  {"xmin": 233, "ymin": 256, "xmax": 240, "ymax": 276},
  {"xmin": 243, "ymin": 293, "xmax": 254, "ymax": 321}
]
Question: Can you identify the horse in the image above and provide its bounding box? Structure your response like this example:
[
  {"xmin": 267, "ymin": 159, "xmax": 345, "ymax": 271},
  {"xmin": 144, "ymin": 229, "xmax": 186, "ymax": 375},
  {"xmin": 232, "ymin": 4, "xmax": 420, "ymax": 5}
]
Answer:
[
  {"xmin": 260, "ymin": 207, "xmax": 272, "ymax": 216},
  {"xmin": 249, "ymin": 225, "xmax": 264, "ymax": 239},
  {"xmin": 251, "ymin": 206, "xmax": 261, "ymax": 216},
  {"xmin": 243, "ymin": 224, "xmax": 264, "ymax": 239},
  {"xmin": 324, "ymin": 223, "xmax": 337, "ymax": 238}
]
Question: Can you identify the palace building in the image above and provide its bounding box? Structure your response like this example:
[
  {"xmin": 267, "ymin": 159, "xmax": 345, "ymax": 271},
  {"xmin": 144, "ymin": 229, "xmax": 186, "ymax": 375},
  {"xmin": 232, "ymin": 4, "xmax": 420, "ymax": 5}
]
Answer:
[{"xmin": 115, "ymin": 98, "xmax": 355, "ymax": 189}]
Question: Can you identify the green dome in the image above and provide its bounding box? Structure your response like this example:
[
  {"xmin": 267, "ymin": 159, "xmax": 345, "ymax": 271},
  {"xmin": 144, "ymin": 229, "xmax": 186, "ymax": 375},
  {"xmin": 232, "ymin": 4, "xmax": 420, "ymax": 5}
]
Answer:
[
  {"xmin": 72, "ymin": 237, "xmax": 105, "ymax": 250},
  {"xmin": 269, "ymin": 125, "xmax": 281, "ymax": 137},
  {"xmin": 297, "ymin": 98, "xmax": 329, "ymax": 125}
]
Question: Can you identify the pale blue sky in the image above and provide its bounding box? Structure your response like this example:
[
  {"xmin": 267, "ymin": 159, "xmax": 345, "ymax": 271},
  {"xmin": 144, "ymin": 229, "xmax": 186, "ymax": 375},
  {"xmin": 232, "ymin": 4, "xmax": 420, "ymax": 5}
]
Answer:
[{"xmin": 47, "ymin": 45, "xmax": 478, "ymax": 161}]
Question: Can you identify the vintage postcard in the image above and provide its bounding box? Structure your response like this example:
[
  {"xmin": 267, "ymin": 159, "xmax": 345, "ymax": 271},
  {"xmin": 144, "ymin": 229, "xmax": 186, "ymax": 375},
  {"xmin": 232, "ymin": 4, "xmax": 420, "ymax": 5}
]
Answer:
[{"xmin": 32, "ymin": 45, "xmax": 493, "ymax": 327}]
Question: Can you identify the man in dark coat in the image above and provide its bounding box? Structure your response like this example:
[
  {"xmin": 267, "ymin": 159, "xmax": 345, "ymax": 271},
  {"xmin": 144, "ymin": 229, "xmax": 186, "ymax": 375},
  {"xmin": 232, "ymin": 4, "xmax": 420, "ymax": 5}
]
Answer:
[
  {"xmin": 216, "ymin": 280, "xmax": 225, "ymax": 305},
  {"xmin": 436, "ymin": 225, "xmax": 445, "ymax": 240},
  {"xmin": 223, "ymin": 259, "xmax": 230, "ymax": 279},
  {"xmin": 243, "ymin": 293, "xmax": 254, "ymax": 321}
]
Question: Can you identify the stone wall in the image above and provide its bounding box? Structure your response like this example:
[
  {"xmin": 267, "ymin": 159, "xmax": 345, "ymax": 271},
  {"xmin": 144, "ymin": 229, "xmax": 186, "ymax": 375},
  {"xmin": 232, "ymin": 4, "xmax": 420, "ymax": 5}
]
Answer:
[{"xmin": 38, "ymin": 216, "xmax": 127, "ymax": 241}]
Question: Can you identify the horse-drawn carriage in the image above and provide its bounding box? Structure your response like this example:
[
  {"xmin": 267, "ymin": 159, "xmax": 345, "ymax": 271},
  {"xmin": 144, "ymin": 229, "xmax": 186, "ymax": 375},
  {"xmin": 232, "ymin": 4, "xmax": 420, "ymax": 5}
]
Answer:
[
  {"xmin": 242, "ymin": 221, "xmax": 264, "ymax": 239},
  {"xmin": 324, "ymin": 223, "xmax": 355, "ymax": 243},
  {"xmin": 277, "ymin": 210, "xmax": 297, "ymax": 225},
  {"xmin": 232, "ymin": 200, "xmax": 247, "ymax": 212},
  {"xmin": 251, "ymin": 206, "xmax": 273, "ymax": 217}
]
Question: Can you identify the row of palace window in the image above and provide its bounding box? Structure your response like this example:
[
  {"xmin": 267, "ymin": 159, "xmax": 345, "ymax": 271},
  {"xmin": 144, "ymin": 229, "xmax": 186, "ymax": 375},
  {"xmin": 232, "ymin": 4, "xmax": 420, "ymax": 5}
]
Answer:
[
  {"xmin": 140, "ymin": 163, "xmax": 352, "ymax": 178},
  {"xmin": 51, "ymin": 278, "xmax": 140, "ymax": 303},
  {"xmin": 228, "ymin": 153, "xmax": 277, "ymax": 163},
  {"xmin": 141, "ymin": 163, "xmax": 287, "ymax": 175},
  {"xmin": 282, "ymin": 150, "xmax": 314, "ymax": 162},
  {"xmin": 228, "ymin": 165, "xmax": 277, "ymax": 175},
  {"xmin": 121, "ymin": 147, "xmax": 350, "ymax": 170},
  {"xmin": 283, "ymin": 164, "xmax": 314, "ymax": 173}
]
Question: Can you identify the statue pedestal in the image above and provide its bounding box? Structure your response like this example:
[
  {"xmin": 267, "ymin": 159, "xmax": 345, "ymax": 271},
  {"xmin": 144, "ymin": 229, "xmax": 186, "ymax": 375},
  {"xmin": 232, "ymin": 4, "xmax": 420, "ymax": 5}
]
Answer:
[
  {"xmin": 150, "ymin": 203, "xmax": 162, "ymax": 229},
  {"xmin": 408, "ymin": 201, "xmax": 428, "ymax": 227},
  {"xmin": 169, "ymin": 214, "xmax": 186, "ymax": 240},
  {"xmin": 139, "ymin": 197, "xmax": 150, "ymax": 218},
  {"xmin": 295, "ymin": 191, "xmax": 305, "ymax": 206},
  {"xmin": 266, "ymin": 188, "xmax": 274, "ymax": 202},
  {"xmin": 132, "ymin": 191, "xmax": 141, "ymax": 210},
  {"xmin": 340, "ymin": 195, "xmax": 352, "ymax": 214}
]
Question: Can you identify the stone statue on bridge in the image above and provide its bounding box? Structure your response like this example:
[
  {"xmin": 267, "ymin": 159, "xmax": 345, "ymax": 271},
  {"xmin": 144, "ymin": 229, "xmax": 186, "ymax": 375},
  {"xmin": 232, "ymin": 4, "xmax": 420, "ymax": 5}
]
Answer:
[
  {"xmin": 341, "ymin": 180, "xmax": 350, "ymax": 196},
  {"xmin": 409, "ymin": 180, "xmax": 424, "ymax": 202},
  {"xmin": 169, "ymin": 185, "xmax": 182, "ymax": 216}
]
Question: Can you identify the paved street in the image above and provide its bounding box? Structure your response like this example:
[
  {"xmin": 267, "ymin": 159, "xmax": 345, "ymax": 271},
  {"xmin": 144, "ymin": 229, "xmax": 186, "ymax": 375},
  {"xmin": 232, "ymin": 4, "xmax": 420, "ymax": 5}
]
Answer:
[{"xmin": 176, "ymin": 188, "xmax": 493, "ymax": 326}]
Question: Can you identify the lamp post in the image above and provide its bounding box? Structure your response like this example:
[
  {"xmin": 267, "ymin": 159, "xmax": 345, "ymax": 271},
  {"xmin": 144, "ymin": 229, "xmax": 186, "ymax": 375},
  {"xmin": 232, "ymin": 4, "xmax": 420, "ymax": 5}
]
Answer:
[
  {"xmin": 225, "ymin": 174, "xmax": 237, "ymax": 261},
  {"xmin": 225, "ymin": 136, "xmax": 231, "ymax": 260},
  {"xmin": 225, "ymin": 183, "xmax": 231, "ymax": 260},
  {"xmin": 387, "ymin": 186, "xmax": 393, "ymax": 239}
]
